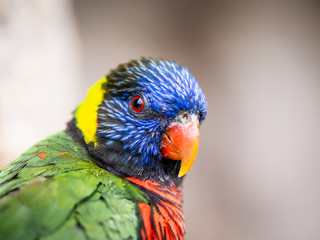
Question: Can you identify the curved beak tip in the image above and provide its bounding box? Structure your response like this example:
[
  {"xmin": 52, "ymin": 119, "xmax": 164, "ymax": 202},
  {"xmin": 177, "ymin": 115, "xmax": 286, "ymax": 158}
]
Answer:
[{"xmin": 161, "ymin": 119, "xmax": 200, "ymax": 177}]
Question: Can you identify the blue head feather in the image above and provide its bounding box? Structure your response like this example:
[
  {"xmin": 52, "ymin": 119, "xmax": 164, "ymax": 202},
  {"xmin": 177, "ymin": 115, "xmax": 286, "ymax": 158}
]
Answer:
[{"xmin": 92, "ymin": 58, "xmax": 207, "ymax": 182}]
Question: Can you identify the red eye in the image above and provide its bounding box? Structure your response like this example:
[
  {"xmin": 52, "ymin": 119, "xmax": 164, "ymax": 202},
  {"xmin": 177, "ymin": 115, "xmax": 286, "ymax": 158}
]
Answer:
[{"xmin": 131, "ymin": 96, "xmax": 144, "ymax": 112}]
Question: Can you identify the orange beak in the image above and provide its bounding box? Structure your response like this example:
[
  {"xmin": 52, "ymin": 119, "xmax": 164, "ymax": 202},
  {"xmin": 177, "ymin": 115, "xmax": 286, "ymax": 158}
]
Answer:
[{"xmin": 161, "ymin": 118, "xmax": 200, "ymax": 177}]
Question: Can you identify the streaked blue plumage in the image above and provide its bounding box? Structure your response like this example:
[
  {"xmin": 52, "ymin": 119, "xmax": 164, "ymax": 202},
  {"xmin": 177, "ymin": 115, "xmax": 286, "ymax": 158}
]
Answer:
[
  {"xmin": 0, "ymin": 57, "xmax": 207, "ymax": 240},
  {"xmin": 87, "ymin": 58, "xmax": 207, "ymax": 182}
]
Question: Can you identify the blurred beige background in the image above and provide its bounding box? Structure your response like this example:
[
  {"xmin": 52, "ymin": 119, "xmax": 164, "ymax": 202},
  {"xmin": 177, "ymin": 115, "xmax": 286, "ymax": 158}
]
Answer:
[{"xmin": 1, "ymin": 0, "xmax": 320, "ymax": 239}]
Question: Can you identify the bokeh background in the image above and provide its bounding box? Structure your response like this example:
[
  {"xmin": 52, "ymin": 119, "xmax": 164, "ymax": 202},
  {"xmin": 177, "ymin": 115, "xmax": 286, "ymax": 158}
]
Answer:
[{"xmin": 1, "ymin": 0, "xmax": 320, "ymax": 239}]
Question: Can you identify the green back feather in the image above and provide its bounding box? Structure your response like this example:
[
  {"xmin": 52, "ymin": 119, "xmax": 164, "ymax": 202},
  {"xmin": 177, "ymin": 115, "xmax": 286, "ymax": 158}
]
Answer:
[{"xmin": 0, "ymin": 131, "xmax": 149, "ymax": 240}]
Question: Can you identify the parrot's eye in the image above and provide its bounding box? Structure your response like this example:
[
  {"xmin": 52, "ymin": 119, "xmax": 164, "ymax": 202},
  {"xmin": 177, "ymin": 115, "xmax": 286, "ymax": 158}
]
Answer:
[{"xmin": 131, "ymin": 96, "xmax": 144, "ymax": 112}]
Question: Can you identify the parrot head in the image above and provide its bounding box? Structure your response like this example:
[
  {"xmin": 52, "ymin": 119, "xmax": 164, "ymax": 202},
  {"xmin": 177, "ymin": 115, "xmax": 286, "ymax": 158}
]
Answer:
[{"xmin": 69, "ymin": 57, "xmax": 207, "ymax": 184}]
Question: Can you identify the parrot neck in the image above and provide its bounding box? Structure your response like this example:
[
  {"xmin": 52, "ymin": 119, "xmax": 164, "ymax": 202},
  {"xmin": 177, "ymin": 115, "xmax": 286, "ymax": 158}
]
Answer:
[
  {"xmin": 126, "ymin": 177, "xmax": 185, "ymax": 239},
  {"xmin": 66, "ymin": 118, "xmax": 183, "ymax": 185}
]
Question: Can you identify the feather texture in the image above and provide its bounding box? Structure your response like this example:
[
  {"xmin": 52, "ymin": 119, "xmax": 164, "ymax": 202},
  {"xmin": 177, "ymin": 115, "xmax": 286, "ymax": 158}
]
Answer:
[
  {"xmin": 0, "ymin": 57, "xmax": 207, "ymax": 239},
  {"xmin": 0, "ymin": 132, "xmax": 147, "ymax": 240}
]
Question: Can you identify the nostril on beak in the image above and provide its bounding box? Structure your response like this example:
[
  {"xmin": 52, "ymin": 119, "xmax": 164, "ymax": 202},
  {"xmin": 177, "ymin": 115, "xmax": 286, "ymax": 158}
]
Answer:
[{"xmin": 182, "ymin": 113, "xmax": 188, "ymax": 121}]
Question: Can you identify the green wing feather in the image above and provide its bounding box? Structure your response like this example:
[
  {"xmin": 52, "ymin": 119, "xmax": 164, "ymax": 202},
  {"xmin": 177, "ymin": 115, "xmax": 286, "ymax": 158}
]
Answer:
[{"xmin": 0, "ymin": 131, "xmax": 149, "ymax": 240}]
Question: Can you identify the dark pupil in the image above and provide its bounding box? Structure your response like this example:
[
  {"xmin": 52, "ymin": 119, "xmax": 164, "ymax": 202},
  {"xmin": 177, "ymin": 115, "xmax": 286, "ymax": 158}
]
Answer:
[{"xmin": 133, "ymin": 98, "xmax": 143, "ymax": 110}]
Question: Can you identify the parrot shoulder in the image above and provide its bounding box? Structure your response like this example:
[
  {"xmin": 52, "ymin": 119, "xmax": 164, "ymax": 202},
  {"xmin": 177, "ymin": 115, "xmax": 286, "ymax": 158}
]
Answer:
[{"xmin": 0, "ymin": 131, "xmax": 148, "ymax": 240}]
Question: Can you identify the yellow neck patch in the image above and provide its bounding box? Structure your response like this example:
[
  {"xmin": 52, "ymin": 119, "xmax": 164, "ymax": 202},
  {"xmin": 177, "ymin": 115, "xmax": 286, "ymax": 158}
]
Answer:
[{"xmin": 75, "ymin": 77, "xmax": 107, "ymax": 146}]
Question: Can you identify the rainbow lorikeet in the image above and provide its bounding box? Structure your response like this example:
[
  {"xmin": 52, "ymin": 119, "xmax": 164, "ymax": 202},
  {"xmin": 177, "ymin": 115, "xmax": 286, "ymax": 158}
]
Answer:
[{"xmin": 0, "ymin": 58, "xmax": 207, "ymax": 240}]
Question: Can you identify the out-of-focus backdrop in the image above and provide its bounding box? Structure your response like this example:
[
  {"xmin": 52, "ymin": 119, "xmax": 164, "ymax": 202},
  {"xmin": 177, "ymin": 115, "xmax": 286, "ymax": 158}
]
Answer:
[{"xmin": 1, "ymin": 0, "xmax": 320, "ymax": 239}]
